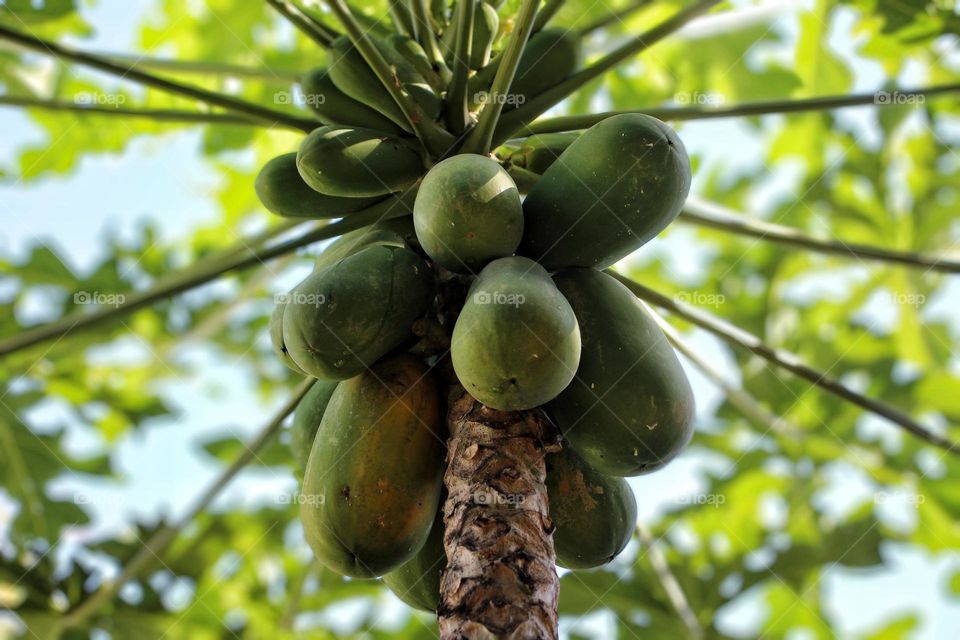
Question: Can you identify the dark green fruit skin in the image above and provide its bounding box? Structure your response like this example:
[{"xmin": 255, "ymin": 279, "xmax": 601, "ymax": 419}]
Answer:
[
  {"xmin": 269, "ymin": 301, "xmax": 305, "ymax": 374},
  {"xmin": 513, "ymin": 132, "xmax": 580, "ymax": 175},
  {"xmin": 413, "ymin": 154, "xmax": 523, "ymax": 273},
  {"xmin": 549, "ymin": 269, "xmax": 694, "ymax": 476},
  {"xmin": 510, "ymin": 28, "xmax": 580, "ymax": 105},
  {"xmin": 296, "ymin": 126, "xmax": 425, "ymax": 198},
  {"xmin": 382, "ymin": 509, "xmax": 445, "ymax": 611},
  {"xmin": 385, "ymin": 34, "xmax": 443, "ymax": 91},
  {"xmin": 519, "ymin": 114, "xmax": 692, "ymax": 269},
  {"xmin": 300, "ymin": 354, "xmax": 446, "ymax": 578},
  {"xmin": 289, "ymin": 380, "xmax": 338, "ymax": 472},
  {"xmin": 255, "ymin": 153, "xmax": 384, "ymax": 218},
  {"xmin": 547, "ymin": 445, "xmax": 637, "ymax": 569},
  {"xmin": 300, "ymin": 68, "xmax": 404, "ymax": 134},
  {"xmin": 451, "ymin": 256, "xmax": 581, "ymax": 411},
  {"xmin": 314, "ymin": 215, "xmax": 417, "ymax": 272},
  {"xmin": 471, "ymin": 3, "xmax": 499, "ymax": 69},
  {"xmin": 283, "ymin": 244, "xmax": 435, "ymax": 379}
]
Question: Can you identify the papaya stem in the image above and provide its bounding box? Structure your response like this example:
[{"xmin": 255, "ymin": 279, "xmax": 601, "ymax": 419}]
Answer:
[
  {"xmin": 520, "ymin": 83, "xmax": 960, "ymax": 133},
  {"xmin": 0, "ymin": 24, "xmax": 318, "ymax": 131},
  {"xmin": 679, "ymin": 198, "xmax": 960, "ymax": 274},
  {"xmin": 637, "ymin": 524, "xmax": 704, "ymax": 640},
  {"xmin": 410, "ymin": 0, "xmax": 448, "ymax": 71},
  {"xmin": 0, "ymin": 192, "xmax": 417, "ymax": 360},
  {"xmin": 445, "ymin": 0, "xmax": 476, "ymax": 133},
  {"xmin": 531, "ymin": 0, "xmax": 566, "ymax": 34},
  {"xmin": 58, "ymin": 377, "xmax": 317, "ymax": 633},
  {"xmin": 607, "ymin": 272, "xmax": 960, "ymax": 457},
  {"xmin": 389, "ymin": 0, "xmax": 419, "ymax": 37},
  {"xmin": 266, "ymin": 0, "xmax": 339, "ymax": 47},
  {"xmin": 0, "ymin": 94, "xmax": 294, "ymax": 128},
  {"xmin": 493, "ymin": 0, "xmax": 722, "ymax": 144},
  {"xmin": 577, "ymin": 0, "xmax": 653, "ymax": 37},
  {"xmin": 460, "ymin": 0, "xmax": 540, "ymax": 155},
  {"xmin": 439, "ymin": 388, "xmax": 560, "ymax": 639}
]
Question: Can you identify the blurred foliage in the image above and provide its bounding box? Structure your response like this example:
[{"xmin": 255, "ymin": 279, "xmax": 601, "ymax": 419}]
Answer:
[{"xmin": 1, "ymin": 0, "xmax": 959, "ymax": 639}]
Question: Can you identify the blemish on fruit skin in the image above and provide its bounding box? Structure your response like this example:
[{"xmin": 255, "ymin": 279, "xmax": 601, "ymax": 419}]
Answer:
[{"xmin": 340, "ymin": 485, "xmax": 352, "ymax": 502}]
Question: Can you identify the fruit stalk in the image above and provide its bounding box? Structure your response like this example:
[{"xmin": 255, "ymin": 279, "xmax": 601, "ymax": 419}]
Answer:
[{"xmin": 438, "ymin": 387, "xmax": 560, "ymax": 639}]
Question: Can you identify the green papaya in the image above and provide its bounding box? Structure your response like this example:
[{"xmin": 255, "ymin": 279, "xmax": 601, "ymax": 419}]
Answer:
[
  {"xmin": 296, "ymin": 126, "xmax": 425, "ymax": 198},
  {"xmin": 269, "ymin": 300, "xmax": 305, "ymax": 374},
  {"xmin": 300, "ymin": 68, "xmax": 403, "ymax": 134},
  {"xmin": 520, "ymin": 114, "xmax": 691, "ymax": 269},
  {"xmin": 314, "ymin": 215, "xmax": 417, "ymax": 272},
  {"xmin": 413, "ymin": 154, "xmax": 522, "ymax": 273},
  {"xmin": 385, "ymin": 34, "xmax": 443, "ymax": 91},
  {"xmin": 283, "ymin": 244, "xmax": 435, "ymax": 379},
  {"xmin": 471, "ymin": 2, "xmax": 499, "ymax": 69},
  {"xmin": 301, "ymin": 354, "xmax": 446, "ymax": 577},
  {"xmin": 546, "ymin": 445, "xmax": 637, "ymax": 569},
  {"xmin": 255, "ymin": 153, "xmax": 384, "ymax": 218},
  {"xmin": 451, "ymin": 256, "xmax": 580, "ymax": 410},
  {"xmin": 382, "ymin": 509, "xmax": 445, "ymax": 611},
  {"xmin": 549, "ymin": 269, "xmax": 694, "ymax": 476},
  {"xmin": 289, "ymin": 380, "xmax": 339, "ymax": 472},
  {"xmin": 510, "ymin": 29, "xmax": 580, "ymax": 107},
  {"xmin": 512, "ymin": 132, "xmax": 580, "ymax": 175}
]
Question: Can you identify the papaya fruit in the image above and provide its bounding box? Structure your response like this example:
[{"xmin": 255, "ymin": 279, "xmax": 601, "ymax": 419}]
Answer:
[
  {"xmin": 519, "ymin": 113, "xmax": 692, "ymax": 269},
  {"xmin": 382, "ymin": 509, "xmax": 445, "ymax": 611},
  {"xmin": 289, "ymin": 380, "xmax": 338, "ymax": 472},
  {"xmin": 283, "ymin": 244, "xmax": 435, "ymax": 379},
  {"xmin": 549, "ymin": 269, "xmax": 694, "ymax": 476},
  {"xmin": 413, "ymin": 154, "xmax": 523, "ymax": 273},
  {"xmin": 255, "ymin": 153, "xmax": 384, "ymax": 218},
  {"xmin": 507, "ymin": 28, "xmax": 580, "ymax": 108},
  {"xmin": 385, "ymin": 34, "xmax": 443, "ymax": 91},
  {"xmin": 314, "ymin": 215, "xmax": 417, "ymax": 272},
  {"xmin": 269, "ymin": 300, "xmax": 305, "ymax": 374},
  {"xmin": 546, "ymin": 445, "xmax": 637, "ymax": 569},
  {"xmin": 471, "ymin": 2, "xmax": 499, "ymax": 69},
  {"xmin": 300, "ymin": 68, "xmax": 404, "ymax": 134},
  {"xmin": 511, "ymin": 132, "xmax": 580, "ymax": 175},
  {"xmin": 451, "ymin": 256, "xmax": 580, "ymax": 410},
  {"xmin": 296, "ymin": 126, "xmax": 425, "ymax": 198},
  {"xmin": 300, "ymin": 354, "xmax": 446, "ymax": 577}
]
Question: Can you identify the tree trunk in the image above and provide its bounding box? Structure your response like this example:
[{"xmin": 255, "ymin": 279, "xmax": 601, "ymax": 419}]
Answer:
[{"xmin": 438, "ymin": 386, "xmax": 561, "ymax": 639}]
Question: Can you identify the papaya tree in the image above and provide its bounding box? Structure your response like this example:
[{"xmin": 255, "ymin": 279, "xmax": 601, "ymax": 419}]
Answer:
[{"xmin": 1, "ymin": 0, "xmax": 959, "ymax": 638}]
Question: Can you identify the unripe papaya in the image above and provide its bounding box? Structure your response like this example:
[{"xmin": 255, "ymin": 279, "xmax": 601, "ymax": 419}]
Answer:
[
  {"xmin": 512, "ymin": 132, "xmax": 580, "ymax": 175},
  {"xmin": 382, "ymin": 509, "xmax": 445, "ymax": 611},
  {"xmin": 300, "ymin": 354, "xmax": 446, "ymax": 577},
  {"xmin": 255, "ymin": 153, "xmax": 384, "ymax": 218},
  {"xmin": 510, "ymin": 28, "xmax": 580, "ymax": 107},
  {"xmin": 300, "ymin": 68, "xmax": 403, "ymax": 134},
  {"xmin": 289, "ymin": 380, "xmax": 338, "ymax": 472},
  {"xmin": 385, "ymin": 34, "xmax": 443, "ymax": 91},
  {"xmin": 296, "ymin": 126, "xmax": 425, "ymax": 198},
  {"xmin": 269, "ymin": 300, "xmax": 305, "ymax": 374},
  {"xmin": 471, "ymin": 2, "xmax": 499, "ymax": 69},
  {"xmin": 451, "ymin": 257, "xmax": 580, "ymax": 410},
  {"xmin": 550, "ymin": 269, "xmax": 694, "ymax": 476},
  {"xmin": 314, "ymin": 215, "xmax": 417, "ymax": 272},
  {"xmin": 413, "ymin": 154, "xmax": 522, "ymax": 273},
  {"xmin": 520, "ymin": 114, "xmax": 691, "ymax": 269},
  {"xmin": 283, "ymin": 244, "xmax": 435, "ymax": 379},
  {"xmin": 546, "ymin": 445, "xmax": 637, "ymax": 569}
]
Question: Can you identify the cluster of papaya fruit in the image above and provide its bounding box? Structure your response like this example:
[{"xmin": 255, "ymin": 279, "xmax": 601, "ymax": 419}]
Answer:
[{"xmin": 256, "ymin": 0, "xmax": 695, "ymax": 613}]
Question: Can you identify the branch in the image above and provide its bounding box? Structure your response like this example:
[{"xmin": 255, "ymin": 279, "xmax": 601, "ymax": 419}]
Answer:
[
  {"xmin": 531, "ymin": 0, "xmax": 566, "ymax": 34},
  {"xmin": 636, "ymin": 524, "xmax": 703, "ymax": 640},
  {"xmin": 0, "ymin": 94, "xmax": 290, "ymax": 128},
  {"xmin": 578, "ymin": 0, "xmax": 653, "ymax": 36},
  {"xmin": 679, "ymin": 198, "xmax": 960, "ymax": 273},
  {"xmin": 101, "ymin": 52, "xmax": 301, "ymax": 81},
  {"xmin": 266, "ymin": 0, "xmax": 339, "ymax": 47},
  {"xmin": 460, "ymin": 0, "xmax": 541, "ymax": 155},
  {"xmin": 521, "ymin": 83, "xmax": 960, "ymax": 133},
  {"xmin": 0, "ymin": 192, "xmax": 416, "ymax": 360},
  {"xmin": 607, "ymin": 272, "xmax": 960, "ymax": 457},
  {"xmin": 493, "ymin": 0, "xmax": 723, "ymax": 143},
  {"xmin": 58, "ymin": 377, "xmax": 316, "ymax": 632},
  {"xmin": 0, "ymin": 24, "xmax": 317, "ymax": 131}
]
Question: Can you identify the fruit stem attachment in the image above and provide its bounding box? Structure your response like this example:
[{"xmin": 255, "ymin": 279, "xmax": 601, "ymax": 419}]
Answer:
[
  {"xmin": 389, "ymin": 0, "xmax": 419, "ymax": 37},
  {"xmin": 410, "ymin": 0, "xmax": 449, "ymax": 72},
  {"xmin": 445, "ymin": 0, "xmax": 476, "ymax": 133},
  {"xmin": 460, "ymin": 0, "xmax": 540, "ymax": 155},
  {"xmin": 0, "ymin": 24, "xmax": 318, "ymax": 132},
  {"xmin": 439, "ymin": 387, "xmax": 560, "ymax": 639},
  {"xmin": 266, "ymin": 0, "xmax": 339, "ymax": 48}
]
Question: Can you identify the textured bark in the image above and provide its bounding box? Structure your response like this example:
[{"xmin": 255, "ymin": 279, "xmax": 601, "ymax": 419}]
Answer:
[{"xmin": 438, "ymin": 386, "xmax": 560, "ymax": 639}]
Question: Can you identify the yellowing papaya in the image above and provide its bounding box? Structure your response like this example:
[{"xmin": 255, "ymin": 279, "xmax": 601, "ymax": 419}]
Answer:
[
  {"xmin": 549, "ymin": 269, "xmax": 694, "ymax": 476},
  {"xmin": 255, "ymin": 153, "xmax": 384, "ymax": 218},
  {"xmin": 519, "ymin": 113, "xmax": 692, "ymax": 269},
  {"xmin": 511, "ymin": 132, "xmax": 580, "ymax": 175},
  {"xmin": 382, "ymin": 509, "xmax": 445, "ymax": 611},
  {"xmin": 296, "ymin": 126, "xmax": 425, "ymax": 198},
  {"xmin": 289, "ymin": 380, "xmax": 338, "ymax": 472},
  {"xmin": 300, "ymin": 68, "xmax": 404, "ymax": 134},
  {"xmin": 300, "ymin": 354, "xmax": 446, "ymax": 577},
  {"xmin": 546, "ymin": 445, "xmax": 637, "ymax": 569},
  {"xmin": 413, "ymin": 154, "xmax": 523, "ymax": 273},
  {"xmin": 451, "ymin": 256, "xmax": 580, "ymax": 410},
  {"xmin": 283, "ymin": 244, "xmax": 435, "ymax": 379},
  {"xmin": 269, "ymin": 300, "xmax": 305, "ymax": 374},
  {"xmin": 314, "ymin": 215, "xmax": 417, "ymax": 272}
]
